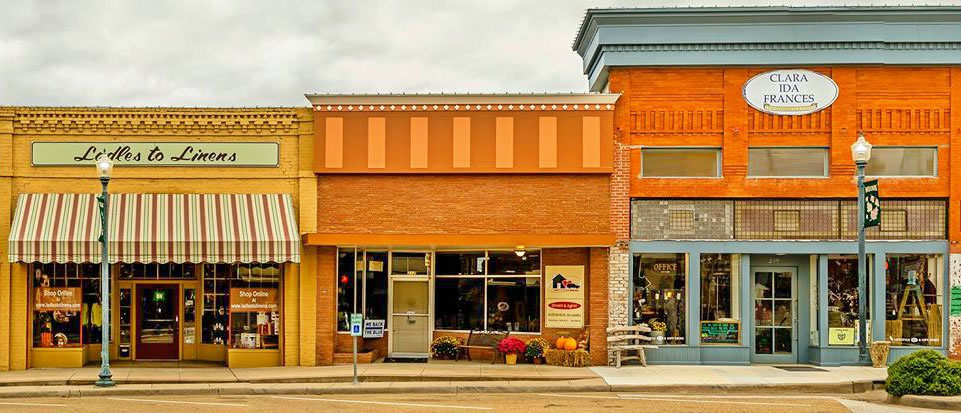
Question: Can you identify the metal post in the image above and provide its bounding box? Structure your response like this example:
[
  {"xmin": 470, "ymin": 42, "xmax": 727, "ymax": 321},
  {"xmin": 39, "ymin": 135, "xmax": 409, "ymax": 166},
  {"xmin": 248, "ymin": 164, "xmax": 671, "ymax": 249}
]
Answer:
[
  {"xmin": 856, "ymin": 161, "xmax": 869, "ymax": 365},
  {"xmin": 95, "ymin": 178, "xmax": 114, "ymax": 387},
  {"xmin": 352, "ymin": 335, "xmax": 358, "ymax": 385}
]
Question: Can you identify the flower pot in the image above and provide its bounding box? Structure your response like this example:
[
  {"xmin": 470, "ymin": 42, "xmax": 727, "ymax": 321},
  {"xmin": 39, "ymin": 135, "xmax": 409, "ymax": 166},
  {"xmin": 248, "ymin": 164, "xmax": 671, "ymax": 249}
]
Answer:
[
  {"xmin": 533, "ymin": 357, "xmax": 542, "ymax": 365},
  {"xmin": 505, "ymin": 353, "xmax": 518, "ymax": 365},
  {"xmin": 869, "ymin": 341, "xmax": 891, "ymax": 368},
  {"xmin": 652, "ymin": 330, "xmax": 665, "ymax": 345}
]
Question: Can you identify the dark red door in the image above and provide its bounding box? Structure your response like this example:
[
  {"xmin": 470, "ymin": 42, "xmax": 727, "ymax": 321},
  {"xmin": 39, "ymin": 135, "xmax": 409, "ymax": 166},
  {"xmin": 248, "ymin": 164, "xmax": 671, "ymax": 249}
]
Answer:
[{"xmin": 136, "ymin": 285, "xmax": 179, "ymax": 359}]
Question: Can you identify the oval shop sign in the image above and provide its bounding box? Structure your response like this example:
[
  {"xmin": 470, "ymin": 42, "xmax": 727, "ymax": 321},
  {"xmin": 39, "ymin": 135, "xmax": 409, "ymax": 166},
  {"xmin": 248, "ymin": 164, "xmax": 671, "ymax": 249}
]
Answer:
[{"xmin": 743, "ymin": 69, "xmax": 839, "ymax": 116}]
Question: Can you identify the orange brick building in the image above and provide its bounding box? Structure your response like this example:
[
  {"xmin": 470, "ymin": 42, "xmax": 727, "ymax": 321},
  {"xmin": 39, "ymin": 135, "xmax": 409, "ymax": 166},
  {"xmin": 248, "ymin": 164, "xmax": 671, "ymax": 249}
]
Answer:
[
  {"xmin": 576, "ymin": 6, "xmax": 961, "ymax": 365},
  {"xmin": 304, "ymin": 94, "xmax": 619, "ymax": 365}
]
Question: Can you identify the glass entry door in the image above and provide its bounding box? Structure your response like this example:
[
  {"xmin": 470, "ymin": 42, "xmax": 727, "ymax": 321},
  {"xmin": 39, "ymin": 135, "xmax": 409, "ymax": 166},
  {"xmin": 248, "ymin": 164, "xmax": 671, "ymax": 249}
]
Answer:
[
  {"xmin": 389, "ymin": 279, "xmax": 430, "ymax": 357},
  {"xmin": 136, "ymin": 284, "xmax": 179, "ymax": 359},
  {"xmin": 751, "ymin": 268, "xmax": 797, "ymax": 363}
]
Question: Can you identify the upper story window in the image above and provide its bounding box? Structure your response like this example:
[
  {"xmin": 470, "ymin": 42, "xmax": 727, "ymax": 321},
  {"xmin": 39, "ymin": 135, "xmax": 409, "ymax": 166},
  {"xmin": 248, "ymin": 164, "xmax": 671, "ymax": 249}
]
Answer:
[
  {"xmin": 748, "ymin": 147, "xmax": 827, "ymax": 177},
  {"xmin": 864, "ymin": 147, "xmax": 937, "ymax": 177},
  {"xmin": 641, "ymin": 148, "xmax": 721, "ymax": 177}
]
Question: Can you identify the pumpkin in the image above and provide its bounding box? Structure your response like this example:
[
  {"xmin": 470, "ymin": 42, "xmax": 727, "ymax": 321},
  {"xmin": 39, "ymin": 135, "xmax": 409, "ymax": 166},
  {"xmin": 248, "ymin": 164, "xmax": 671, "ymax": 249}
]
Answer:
[
  {"xmin": 555, "ymin": 337, "xmax": 567, "ymax": 350},
  {"xmin": 563, "ymin": 337, "xmax": 578, "ymax": 351}
]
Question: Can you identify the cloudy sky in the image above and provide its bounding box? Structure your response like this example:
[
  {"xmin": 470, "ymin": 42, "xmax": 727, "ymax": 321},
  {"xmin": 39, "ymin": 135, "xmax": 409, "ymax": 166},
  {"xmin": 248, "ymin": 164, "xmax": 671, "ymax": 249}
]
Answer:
[{"xmin": 0, "ymin": 0, "xmax": 958, "ymax": 107}]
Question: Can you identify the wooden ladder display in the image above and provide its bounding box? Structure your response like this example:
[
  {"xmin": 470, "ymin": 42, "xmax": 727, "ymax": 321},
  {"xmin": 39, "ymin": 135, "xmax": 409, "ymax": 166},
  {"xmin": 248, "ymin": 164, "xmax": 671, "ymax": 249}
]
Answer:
[{"xmin": 896, "ymin": 285, "xmax": 928, "ymax": 321}]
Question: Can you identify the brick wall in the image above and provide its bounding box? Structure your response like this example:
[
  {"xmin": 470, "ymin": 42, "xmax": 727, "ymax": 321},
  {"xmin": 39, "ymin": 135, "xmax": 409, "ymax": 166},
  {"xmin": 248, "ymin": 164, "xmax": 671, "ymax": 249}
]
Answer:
[
  {"xmin": 316, "ymin": 174, "xmax": 610, "ymax": 235},
  {"xmin": 315, "ymin": 246, "xmax": 336, "ymax": 366},
  {"xmin": 951, "ymin": 254, "xmax": 961, "ymax": 360}
]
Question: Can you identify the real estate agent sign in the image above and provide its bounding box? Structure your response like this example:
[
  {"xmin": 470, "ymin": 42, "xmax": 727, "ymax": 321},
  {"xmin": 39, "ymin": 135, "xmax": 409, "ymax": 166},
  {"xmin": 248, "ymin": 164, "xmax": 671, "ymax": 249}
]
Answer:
[{"xmin": 545, "ymin": 265, "xmax": 585, "ymax": 328}]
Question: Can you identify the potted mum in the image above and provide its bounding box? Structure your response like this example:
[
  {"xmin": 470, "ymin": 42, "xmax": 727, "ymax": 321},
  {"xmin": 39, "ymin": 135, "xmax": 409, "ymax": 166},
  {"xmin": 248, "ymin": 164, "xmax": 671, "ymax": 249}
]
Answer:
[
  {"xmin": 497, "ymin": 337, "xmax": 526, "ymax": 365},
  {"xmin": 651, "ymin": 321, "xmax": 667, "ymax": 345},
  {"xmin": 525, "ymin": 338, "xmax": 550, "ymax": 364},
  {"xmin": 430, "ymin": 336, "xmax": 460, "ymax": 360}
]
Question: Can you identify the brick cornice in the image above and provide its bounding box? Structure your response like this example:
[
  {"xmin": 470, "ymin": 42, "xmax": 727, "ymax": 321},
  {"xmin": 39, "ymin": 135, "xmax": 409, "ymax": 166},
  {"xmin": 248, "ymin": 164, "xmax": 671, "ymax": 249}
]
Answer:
[{"xmin": 9, "ymin": 107, "xmax": 306, "ymax": 135}]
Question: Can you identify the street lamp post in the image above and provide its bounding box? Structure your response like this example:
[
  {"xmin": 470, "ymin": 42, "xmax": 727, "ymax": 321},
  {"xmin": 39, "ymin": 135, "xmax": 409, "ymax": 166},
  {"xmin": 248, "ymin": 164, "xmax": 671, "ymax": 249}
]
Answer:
[
  {"xmin": 94, "ymin": 154, "xmax": 115, "ymax": 388},
  {"xmin": 851, "ymin": 133, "xmax": 873, "ymax": 365}
]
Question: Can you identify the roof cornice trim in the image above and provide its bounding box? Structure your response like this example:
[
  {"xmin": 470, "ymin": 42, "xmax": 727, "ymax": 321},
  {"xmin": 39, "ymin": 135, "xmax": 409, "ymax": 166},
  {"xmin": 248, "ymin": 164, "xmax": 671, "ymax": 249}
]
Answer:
[{"xmin": 305, "ymin": 93, "xmax": 621, "ymax": 107}]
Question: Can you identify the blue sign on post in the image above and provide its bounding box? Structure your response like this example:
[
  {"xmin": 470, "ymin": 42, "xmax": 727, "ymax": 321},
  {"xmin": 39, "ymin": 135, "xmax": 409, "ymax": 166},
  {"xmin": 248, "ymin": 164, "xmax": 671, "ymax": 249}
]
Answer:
[{"xmin": 350, "ymin": 313, "xmax": 363, "ymax": 337}]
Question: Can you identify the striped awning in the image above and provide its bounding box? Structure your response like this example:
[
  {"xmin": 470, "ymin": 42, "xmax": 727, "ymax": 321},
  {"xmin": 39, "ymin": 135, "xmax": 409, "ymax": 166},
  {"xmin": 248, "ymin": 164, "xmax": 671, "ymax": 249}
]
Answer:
[{"xmin": 9, "ymin": 193, "xmax": 300, "ymax": 264}]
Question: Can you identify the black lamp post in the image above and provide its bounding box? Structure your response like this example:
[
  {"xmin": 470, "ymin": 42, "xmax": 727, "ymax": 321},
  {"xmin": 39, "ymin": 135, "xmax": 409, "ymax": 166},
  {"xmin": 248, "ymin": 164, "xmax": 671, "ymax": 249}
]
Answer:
[
  {"xmin": 851, "ymin": 132, "xmax": 873, "ymax": 365},
  {"xmin": 94, "ymin": 154, "xmax": 115, "ymax": 387}
]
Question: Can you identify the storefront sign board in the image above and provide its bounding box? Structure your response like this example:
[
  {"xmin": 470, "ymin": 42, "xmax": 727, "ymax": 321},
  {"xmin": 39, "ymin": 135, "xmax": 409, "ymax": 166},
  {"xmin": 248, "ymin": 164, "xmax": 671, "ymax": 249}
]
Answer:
[
  {"xmin": 743, "ymin": 69, "xmax": 839, "ymax": 116},
  {"xmin": 828, "ymin": 327, "xmax": 856, "ymax": 345},
  {"xmin": 32, "ymin": 142, "xmax": 279, "ymax": 167},
  {"xmin": 363, "ymin": 319, "xmax": 384, "ymax": 338},
  {"xmin": 863, "ymin": 180, "xmax": 881, "ymax": 228},
  {"xmin": 700, "ymin": 321, "xmax": 739, "ymax": 345},
  {"xmin": 34, "ymin": 287, "xmax": 82, "ymax": 311},
  {"xmin": 229, "ymin": 288, "xmax": 279, "ymax": 312},
  {"xmin": 545, "ymin": 265, "xmax": 585, "ymax": 328}
]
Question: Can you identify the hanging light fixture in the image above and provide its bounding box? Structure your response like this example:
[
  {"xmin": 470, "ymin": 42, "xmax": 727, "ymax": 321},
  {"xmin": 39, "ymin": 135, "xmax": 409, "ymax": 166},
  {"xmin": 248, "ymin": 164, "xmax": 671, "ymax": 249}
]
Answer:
[{"xmin": 514, "ymin": 245, "xmax": 526, "ymax": 257}]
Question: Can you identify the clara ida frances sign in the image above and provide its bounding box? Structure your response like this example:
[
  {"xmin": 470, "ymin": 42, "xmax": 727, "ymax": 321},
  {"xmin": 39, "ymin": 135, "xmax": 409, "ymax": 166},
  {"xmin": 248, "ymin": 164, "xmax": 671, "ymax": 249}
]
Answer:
[
  {"xmin": 32, "ymin": 142, "xmax": 279, "ymax": 167},
  {"xmin": 743, "ymin": 69, "xmax": 839, "ymax": 116}
]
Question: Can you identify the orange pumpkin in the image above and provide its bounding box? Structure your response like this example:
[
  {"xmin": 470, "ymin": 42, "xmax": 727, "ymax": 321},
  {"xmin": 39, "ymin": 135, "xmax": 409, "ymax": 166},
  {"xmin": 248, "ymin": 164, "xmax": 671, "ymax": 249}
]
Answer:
[
  {"xmin": 555, "ymin": 337, "xmax": 567, "ymax": 350},
  {"xmin": 563, "ymin": 337, "xmax": 578, "ymax": 351}
]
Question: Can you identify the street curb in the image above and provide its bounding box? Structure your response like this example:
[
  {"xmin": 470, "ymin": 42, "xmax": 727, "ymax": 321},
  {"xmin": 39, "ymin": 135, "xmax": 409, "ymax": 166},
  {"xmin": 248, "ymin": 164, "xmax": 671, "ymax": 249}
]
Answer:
[
  {"xmin": 0, "ymin": 379, "xmax": 883, "ymax": 399},
  {"xmin": 887, "ymin": 394, "xmax": 961, "ymax": 411},
  {"xmin": 0, "ymin": 375, "xmax": 579, "ymax": 387}
]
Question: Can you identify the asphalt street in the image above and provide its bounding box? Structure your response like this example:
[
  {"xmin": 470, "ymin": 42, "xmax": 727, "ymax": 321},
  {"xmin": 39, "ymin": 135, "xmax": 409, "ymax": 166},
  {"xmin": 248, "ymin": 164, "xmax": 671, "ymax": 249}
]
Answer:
[{"xmin": 0, "ymin": 391, "xmax": 939, "ymax": 413}]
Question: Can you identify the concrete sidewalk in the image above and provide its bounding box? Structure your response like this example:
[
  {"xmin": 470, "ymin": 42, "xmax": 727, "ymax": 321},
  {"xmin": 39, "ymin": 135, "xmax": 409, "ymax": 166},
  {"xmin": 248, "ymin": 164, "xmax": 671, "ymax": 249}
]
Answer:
[
  {"xmin": 0, "ymin": 361, "xmax": 597, "ymax": 386},
  {"xmin": 0, "ymin": 362, "xmax": 889, "ymax": 399}
]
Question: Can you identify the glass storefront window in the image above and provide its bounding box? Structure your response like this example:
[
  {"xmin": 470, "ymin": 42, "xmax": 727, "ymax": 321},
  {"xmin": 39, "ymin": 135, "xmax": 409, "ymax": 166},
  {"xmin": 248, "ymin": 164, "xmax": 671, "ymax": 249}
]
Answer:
[
  {"xmin": 120, "ymin": 263, "xmax": 198, "ymax": 279},
  {"xmin": 202, "ymin": 264, "xmax": 231, "ymax": 344},
  {"xmin": 633, "ymin": 253, "xmax": 687, "ymax": 345},
  {"xmin": 434, "ymin": 278, "xmax": 484, "ymax": 330},
  {"xmin": 885, "ymin": 254, "xmax": 943, "ymax": 347},
  {"xmin": 486, "ymin": 277, "xmax": 540, "ymax": 332},
  {"xmin": 337, "ymin": 249, "xmax": 357, "ymax": 332},
  {"xmin": 434, "ymin": 250, "xmax": 542, "ymax": 333},
  {"xmin": 827, "ymin": 255, "xmax": 871, "ymax": 346},
  {"xmin": 365, "ymin": 252, "xmax": 389, "ymax": 326},
  {"xmin": 699, "ymin": 254, "xmax": 740, "ymax": 345},
  {"xmin": 436, "ymin": 252, "xmax": 486, "ymax": 276},
  {"xmin": 229, "ymin": 263, "xmax": 282, "ymax": 349},
  {"xmin": 489, "ymin": 251, "xmax": 540, "ymax": 275},
  {"xmin": 31, "ymin": 263, "xmax": 99, "ymax": 348}
]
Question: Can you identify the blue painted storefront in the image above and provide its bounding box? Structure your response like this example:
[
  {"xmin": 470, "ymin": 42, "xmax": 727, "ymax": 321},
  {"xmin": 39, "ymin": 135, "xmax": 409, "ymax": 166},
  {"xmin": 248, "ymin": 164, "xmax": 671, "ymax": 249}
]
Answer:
[{"xmin": 629, "ymin": 240, "xmax": 950, "ymax": 366}]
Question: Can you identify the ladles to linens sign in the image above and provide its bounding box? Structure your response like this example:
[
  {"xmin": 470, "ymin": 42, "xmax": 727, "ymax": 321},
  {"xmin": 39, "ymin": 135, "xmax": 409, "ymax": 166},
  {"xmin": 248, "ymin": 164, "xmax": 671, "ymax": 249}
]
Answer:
[
  {"xmin": 32, "ymin": 142, "xmax": 279, "ymax": 167},
  {"xmin": 743, "ymin": 69, "xmax": 839, "ymax": 116}
]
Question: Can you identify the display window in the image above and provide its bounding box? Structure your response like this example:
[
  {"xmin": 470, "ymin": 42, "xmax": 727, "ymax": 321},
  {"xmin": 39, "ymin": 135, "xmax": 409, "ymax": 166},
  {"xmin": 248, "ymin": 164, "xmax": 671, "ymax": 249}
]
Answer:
[
  {"xmin": 827, "ymin": 255, "xmax": 872, "ymax": 346},
  {"xmin": 633, "ymin": 253, "xmax": 687, "ymax": 345},
  {"xmin": 228, "ymin": 263, "xmax": 281, "ymax": 349},
  {"xmin": 699, "ymin": 254, "xmax": 740, "ymax": 345},
  {"xmin": 434, "ymin": 250, "xmax": 541, "ymax": 333},
  {"xmin": 31, "ymin": 263, "xmax": 102, "ymax": 348},
  {"xmin": 885, "ymin": 254, "xmax": 943, "ymax": 347},
  {"xmin": 336, "ymin": 249, "xmax": 389, "ymax": 332}
]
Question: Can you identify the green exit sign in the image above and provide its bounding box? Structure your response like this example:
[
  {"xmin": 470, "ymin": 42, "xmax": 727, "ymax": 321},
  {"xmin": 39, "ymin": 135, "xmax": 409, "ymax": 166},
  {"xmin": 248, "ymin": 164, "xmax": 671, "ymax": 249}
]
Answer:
[{"xmin": 153, "ymin": 290, "xmax": 166, "ymax": 303}]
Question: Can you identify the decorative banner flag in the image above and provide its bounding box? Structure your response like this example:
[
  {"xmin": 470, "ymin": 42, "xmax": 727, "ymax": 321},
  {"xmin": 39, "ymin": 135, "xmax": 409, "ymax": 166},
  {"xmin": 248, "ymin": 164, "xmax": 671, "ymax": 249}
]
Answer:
[{"xmin": 863, "ymin": 179, "xmax": 881, "ymax": 228}]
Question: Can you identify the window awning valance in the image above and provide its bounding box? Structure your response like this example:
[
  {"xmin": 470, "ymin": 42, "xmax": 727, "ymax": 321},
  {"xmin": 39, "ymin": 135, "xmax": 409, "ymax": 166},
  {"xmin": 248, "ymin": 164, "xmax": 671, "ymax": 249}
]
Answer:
[{"xmin": 9, "ymin": 193, "xmax": 300, "ymax": 264}]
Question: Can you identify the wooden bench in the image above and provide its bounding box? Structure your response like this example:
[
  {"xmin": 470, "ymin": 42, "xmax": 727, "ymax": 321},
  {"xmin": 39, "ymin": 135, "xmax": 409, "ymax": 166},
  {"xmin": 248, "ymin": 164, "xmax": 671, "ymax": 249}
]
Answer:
[
  {"xmin": 456, "ymin": 330, "xmax": 508, "ymax": 364},
  {"xmin": 607, "ymin": 325, "xmax": 658, "ymax": 367}
]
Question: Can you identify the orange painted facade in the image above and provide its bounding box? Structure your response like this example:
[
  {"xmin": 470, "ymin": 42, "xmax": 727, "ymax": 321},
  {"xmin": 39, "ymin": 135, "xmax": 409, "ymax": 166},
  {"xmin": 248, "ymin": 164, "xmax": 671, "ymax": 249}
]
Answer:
[
  {"xmin": 306, "ymin": 96, "xmax": 619, "ymax": 366},
  {"xmin": 607, "ymin": 66, "xmax": 961, "ymax": 249}
]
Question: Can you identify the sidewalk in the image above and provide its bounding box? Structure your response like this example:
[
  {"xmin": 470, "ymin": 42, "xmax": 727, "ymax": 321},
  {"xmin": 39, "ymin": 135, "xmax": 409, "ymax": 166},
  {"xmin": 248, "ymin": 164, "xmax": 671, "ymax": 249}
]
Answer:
[{"xmin": 0, "ymin": 362, "xmax": 888, "ymax": 399}]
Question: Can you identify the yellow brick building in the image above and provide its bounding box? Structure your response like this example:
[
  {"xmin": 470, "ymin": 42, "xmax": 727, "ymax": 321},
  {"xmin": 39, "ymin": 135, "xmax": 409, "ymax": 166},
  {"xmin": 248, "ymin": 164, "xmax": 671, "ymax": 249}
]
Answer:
[{"xmin": 0, "ymin": 107, "xmax": 319, "ymax": 370}]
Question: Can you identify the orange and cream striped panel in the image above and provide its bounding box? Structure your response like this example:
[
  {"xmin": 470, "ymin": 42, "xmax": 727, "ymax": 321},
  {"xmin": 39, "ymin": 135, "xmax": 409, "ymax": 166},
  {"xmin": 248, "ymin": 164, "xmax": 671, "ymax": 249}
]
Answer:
[
  {"xmin": 8, "ymin": 193, "xmax": 300, "ymax": 264},
  {"xmin": 313, "ymin": 111, "xmax": 613, "ymax": 173}
]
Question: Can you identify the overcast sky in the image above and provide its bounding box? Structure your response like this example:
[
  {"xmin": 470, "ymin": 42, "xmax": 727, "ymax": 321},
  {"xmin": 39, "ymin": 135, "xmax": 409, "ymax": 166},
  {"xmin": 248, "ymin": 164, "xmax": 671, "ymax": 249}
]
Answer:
[{"xmin": 0, "ymin": 0, "xmax": 958, "ymax": 107}]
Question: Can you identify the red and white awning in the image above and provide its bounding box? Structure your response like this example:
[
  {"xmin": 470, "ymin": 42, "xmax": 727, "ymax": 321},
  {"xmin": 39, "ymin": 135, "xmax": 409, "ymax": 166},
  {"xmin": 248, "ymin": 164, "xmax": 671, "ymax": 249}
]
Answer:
[{"xmin": 9, "ymin": 193, "xmax": 300, "ymax": 264}]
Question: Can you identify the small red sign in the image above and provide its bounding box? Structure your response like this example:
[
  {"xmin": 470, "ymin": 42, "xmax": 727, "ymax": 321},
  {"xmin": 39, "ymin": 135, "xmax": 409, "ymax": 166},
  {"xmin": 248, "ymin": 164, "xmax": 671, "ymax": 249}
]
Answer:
[{"xmin": 548, "ymin": 301, "xmax": 581, "ymax": 310}]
